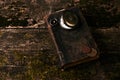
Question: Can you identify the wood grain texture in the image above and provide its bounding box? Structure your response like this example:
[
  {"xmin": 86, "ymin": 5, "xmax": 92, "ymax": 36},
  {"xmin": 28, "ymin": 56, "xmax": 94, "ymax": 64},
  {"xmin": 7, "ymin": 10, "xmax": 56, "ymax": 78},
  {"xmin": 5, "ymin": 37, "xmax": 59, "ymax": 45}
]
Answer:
[{"xmin": 0, "ymin": 0, "xmax": 119, "ymax": 80}]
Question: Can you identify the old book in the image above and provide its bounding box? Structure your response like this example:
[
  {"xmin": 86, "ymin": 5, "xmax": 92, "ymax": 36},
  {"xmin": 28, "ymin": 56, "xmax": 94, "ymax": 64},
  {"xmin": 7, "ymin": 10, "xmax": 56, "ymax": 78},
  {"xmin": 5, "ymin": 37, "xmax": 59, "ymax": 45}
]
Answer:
[{"xmin": 45, "ymin": 7, "xmax": 99, "ymax": 69}]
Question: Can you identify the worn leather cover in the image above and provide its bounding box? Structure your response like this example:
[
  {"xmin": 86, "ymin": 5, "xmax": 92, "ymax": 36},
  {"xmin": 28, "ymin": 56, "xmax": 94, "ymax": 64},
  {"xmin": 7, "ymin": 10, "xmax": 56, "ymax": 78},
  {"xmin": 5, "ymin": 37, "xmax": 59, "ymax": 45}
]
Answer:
[{"xmin": 46, "ymin": 7, "xmax": 99, "ymax": 69}]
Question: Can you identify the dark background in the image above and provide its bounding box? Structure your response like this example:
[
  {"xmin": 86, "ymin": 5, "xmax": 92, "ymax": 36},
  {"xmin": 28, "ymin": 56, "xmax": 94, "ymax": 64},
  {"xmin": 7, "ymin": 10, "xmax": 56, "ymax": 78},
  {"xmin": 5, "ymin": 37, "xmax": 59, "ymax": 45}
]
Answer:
[{"xmin": 0, "ymin": 0, "xmax": 120, "ymax": 80}]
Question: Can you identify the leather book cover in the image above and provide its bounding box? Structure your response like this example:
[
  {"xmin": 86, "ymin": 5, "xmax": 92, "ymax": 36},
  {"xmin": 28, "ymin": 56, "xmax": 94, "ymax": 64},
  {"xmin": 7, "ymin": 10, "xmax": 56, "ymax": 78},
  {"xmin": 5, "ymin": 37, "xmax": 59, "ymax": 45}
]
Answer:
[{"xmin": 45, "ymin": 7, "xmax": 99, "ymax": 69}]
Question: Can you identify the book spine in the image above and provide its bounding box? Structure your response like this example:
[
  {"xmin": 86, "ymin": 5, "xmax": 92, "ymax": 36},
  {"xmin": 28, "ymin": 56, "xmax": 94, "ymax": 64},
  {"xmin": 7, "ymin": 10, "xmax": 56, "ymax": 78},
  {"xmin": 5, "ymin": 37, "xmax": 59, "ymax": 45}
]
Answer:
[{"xmin": 46, "ymin": 19, "xmax": 65, "ymax": 67}]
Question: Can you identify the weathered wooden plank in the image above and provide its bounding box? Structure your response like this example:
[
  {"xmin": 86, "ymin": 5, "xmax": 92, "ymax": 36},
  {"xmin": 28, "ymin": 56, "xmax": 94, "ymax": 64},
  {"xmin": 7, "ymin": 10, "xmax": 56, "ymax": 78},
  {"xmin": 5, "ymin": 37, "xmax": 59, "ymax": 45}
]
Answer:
[{"xmin": 0, "ymin": 0, "xmax": 119, "ymax": 80}]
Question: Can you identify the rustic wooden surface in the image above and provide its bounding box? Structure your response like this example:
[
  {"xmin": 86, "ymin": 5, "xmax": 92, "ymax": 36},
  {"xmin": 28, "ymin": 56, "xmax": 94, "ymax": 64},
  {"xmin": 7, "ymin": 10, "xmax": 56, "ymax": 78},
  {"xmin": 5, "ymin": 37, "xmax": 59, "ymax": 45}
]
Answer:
[{"xmin": 0, "ymin": 0, "xmax": 120, "ymax": 80}]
